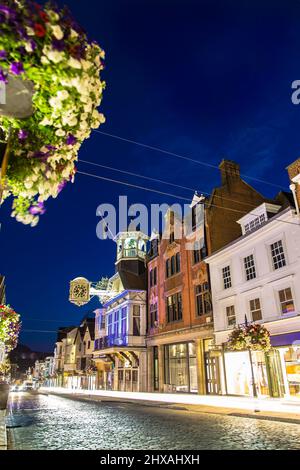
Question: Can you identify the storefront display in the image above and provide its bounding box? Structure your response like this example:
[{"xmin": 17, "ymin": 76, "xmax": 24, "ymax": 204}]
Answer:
[
  {"xmin": 282, "ymin": 346, "xmax": 300, "ymax": 397},
  {"xmin": 164, "ymin": 342, "xmax": 198, "ymax": 393},
  {"xmin": 223, "ymin": 350, "xmax": 271, "ymax": 397},
  {"xmin": 224, "ymin": 351, "xmax": 252, "ymax": 396}
]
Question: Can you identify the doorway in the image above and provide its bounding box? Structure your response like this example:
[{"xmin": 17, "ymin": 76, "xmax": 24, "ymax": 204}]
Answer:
[{"xmin": 205, "ymin": 353, "xmax": 221, "ymax": 394}]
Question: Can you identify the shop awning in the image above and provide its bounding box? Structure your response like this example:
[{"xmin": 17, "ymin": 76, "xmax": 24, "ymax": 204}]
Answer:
[{"xmin": 271, "ymin": 332, "xmax": 300, "ymax": 347}]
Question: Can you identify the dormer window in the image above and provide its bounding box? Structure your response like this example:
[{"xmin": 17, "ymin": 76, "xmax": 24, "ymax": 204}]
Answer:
[
  {"xmin": 237, "ymin": 203, "xmax": 281, "ymax": 236},
  {"xmin": 244, "ymin": 214, "xmax": 266, "ymax": 234}
]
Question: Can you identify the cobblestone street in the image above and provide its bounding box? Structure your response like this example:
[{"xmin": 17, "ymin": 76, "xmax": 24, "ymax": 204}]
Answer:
[{"xmin": 6, "ymin": 392, "xmax": 300, "ymax": 450}]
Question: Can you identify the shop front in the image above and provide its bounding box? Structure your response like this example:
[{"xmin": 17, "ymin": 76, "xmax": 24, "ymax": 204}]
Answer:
[
  {"xmin": 271, "ymin": 332, "xmax": 300, "ymax": 399},
  {"xmin": 164, "ymin": 342, "xmax": 198, "ymax": 393},
  {"xmin": 94, "ymin": 349, "xmax": 146, "ymax": 392},
  {"xmin": 208, "ymin": 346, "xmax": 285, "ymax": 398},
  {"xmin": 224, "ymin": 350, "xmax": 271, "ymax": 397}
]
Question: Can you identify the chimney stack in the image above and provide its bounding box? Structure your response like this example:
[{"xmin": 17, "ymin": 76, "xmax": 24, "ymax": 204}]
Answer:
[
  {"xmin": 287, "ymin": 158, "xmax": 300, "ymax": 216},
  {"xmin": 219, "ymin": 159, "xmax": 241, "ymax": 186}
]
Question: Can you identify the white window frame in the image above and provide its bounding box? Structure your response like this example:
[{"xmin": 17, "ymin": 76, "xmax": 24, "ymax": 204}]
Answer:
[
  {"xmin": 222, "ymin": 264, "xmax": 232, "ymax": 290},
  {"xmin": 277, "ymin": 286, "xmax": 296, "ymax": 316},
  {"xmin": 225, "ymin": 305, "xmax": 236, "ymax": 328},
  {"xmin": 243, "ymin": 253, "xmax": 257, "ymax": 282},
  {"xmin": 249, "ymin": 297, "xmax": 263, "ymax": 322},
  {"xmin": 265, "ymin": 232, "xmax": 288, "ymax": 273}
]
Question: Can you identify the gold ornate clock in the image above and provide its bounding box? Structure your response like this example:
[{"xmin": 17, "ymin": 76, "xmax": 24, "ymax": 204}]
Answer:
[{"xmin": 69, "ymin": 277, "xmax": 90, "ymax": 306}]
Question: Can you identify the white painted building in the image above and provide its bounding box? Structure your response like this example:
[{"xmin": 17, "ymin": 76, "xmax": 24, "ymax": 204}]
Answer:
[{"xmin": 207, "ymin": 200, "xmax": 300, "ymax": 399}]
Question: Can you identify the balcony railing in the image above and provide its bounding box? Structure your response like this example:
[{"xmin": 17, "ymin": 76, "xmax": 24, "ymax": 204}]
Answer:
[
  {"xmin": 94, "ymin": 334, "xmax": 128, "ymax": 351},
  {"xmin": 117, "ymin": 249, "xmax": 146, "ymax": 260}
]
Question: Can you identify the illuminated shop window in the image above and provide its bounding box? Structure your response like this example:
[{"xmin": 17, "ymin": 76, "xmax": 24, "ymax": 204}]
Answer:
[
  {"xmin": 283, "ymin": 346, "xmax": 300, "ymax": 397},
  {"xmin": 279, "ymin": 288, "xmax": 295, "ymax": 315}
]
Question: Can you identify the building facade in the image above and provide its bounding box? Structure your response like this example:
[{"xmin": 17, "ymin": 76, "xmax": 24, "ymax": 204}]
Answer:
[
  {"xmin": 146, "ymin": 160, "xmax": 268, "ymax": 395},
  {"xmin": 207, "ymin": 199, "xmax": 300, "ymax": 399},
  {"xmin": 93, "ymin": 230, "xmax": 148, "ymax": 392}
]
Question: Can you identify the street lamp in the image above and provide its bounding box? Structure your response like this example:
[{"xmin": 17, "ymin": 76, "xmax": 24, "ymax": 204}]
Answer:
[
  {"xmin": 0, "ymin": 75, "xmax": 34, "ymax": 203},
  {"xmin": 245, "ymin": 314, "xmax": 258, "ymax": 398}
]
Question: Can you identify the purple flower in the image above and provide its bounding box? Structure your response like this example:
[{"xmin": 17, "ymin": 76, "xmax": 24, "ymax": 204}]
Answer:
[
  {"xmin": 57, "ymin": 180, "xmax": 67, "ymax": 194},
  {"xmin": 66, "ymin": 134, "xmax": 77, "ymax": 146},
  {"xmin": 14, "ymin": 24, "xmax": 27, "ymax": 40},
  {"xmin": 0, "ymin": 68, "xmax": 7, "ymax": 83},
  {"xmin": 46, "ymin": 145, "xmax": 57, "ymax": 151},
  {"xmin": 52, "ymin": 39, "xmax": 65, "ymax": 52},
  {"xmin": 18, "ymin": 46, "xmax": 26, "ymax": 57},
  {"xmin": 18, "ymin": 130, "xmax": 28, "ymax": 141},
  {"xmin": 30, "ymin": 40, "xmax": 37, "ymax": 51},
  {"xmin": 10, "ymin": 61, "xmax": 24, "ymax": 76},
  {"xmin": 0, "ymin": 5, "xmax": 16, "ymax": 20},
  {"xmin": 32, "ymin": 151, "xmax": 50, "ymax": 162},
  {"xmin": 0, "ymin": 50, "xmax": 6, "ymax": 60},
  {"xmin": 29, "ymin": 202, "xmax": 46, "ymax": 216}
]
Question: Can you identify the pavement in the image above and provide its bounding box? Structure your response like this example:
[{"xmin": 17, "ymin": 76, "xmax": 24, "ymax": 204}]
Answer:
[
  {"xmin": 40, "ymin": 387, "xmax": 300, "ymax": 424},
  {"xmin": 0, "ymin": 409, "xmax": 7, "ymax": 450}
]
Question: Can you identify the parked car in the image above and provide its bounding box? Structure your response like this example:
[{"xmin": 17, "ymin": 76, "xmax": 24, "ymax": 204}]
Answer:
[
  {"xmin": 10, "ymin": 384, "xmax": 24, "ymax": 392},
  {"xmin": 22, "ymin": 381, "xmax": 33, "ymax": 391}
]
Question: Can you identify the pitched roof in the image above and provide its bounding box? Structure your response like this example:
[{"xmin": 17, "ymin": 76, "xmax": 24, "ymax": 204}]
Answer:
[{"xmin": 56, "ymin": 326, "xmax": 76, "ymax": 342}]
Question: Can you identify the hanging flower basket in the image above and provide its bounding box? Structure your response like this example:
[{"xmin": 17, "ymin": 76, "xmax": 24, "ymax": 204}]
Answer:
[
  {"xmin": 0, "ymin": 0, "xmax": 105, "ymax": 226},
  {"xmin": 0, "ymin": 304, "xmax": 21, "ymax": 353},
  {"xmin": 227, "ymin": 323, "xmax": 272, "ymax": 352}
]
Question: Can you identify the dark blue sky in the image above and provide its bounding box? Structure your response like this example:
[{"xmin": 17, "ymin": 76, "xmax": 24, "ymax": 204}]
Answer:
[{"xmin": 1, "ymin": 0, "xmax": 300, "ymax": 352}]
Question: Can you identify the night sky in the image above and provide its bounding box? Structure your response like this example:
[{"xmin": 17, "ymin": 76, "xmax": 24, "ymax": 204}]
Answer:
[{"xmin": 1, "ymin": 0, "xmax": 300, "ymax": 352}]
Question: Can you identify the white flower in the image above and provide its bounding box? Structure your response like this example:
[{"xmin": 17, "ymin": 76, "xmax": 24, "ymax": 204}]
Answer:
[
  {"xmin": 84, "ymin": 102, "xmax": 93, "ymax": 113},
  {"xmin": 70, "ymin": 29, "xmax": 79, "ymax": 39},
  {"xmin": 95, "ymin": 55, "xmax": 102, "ymax": 67},
  {"xmin": 51, "ymin": 25, "xmax": 64, "ymax": 40},
  {"xmin": 25, "ymin": 42, "xmax": 34, "ymax": 53},
  {"xmin": 41, "ymin": 56, "xmax": 50, "ymax": 65},
  {"xmin": 68, "ymin": 57, "xmax": 82, "ymax": 69},
  {"xmin": 60, "ymin": 78, "xmax": 72, "ymax": 87},
  {"xmin": 24, "ymin": 180, "xmax": 33, "ymax": 190},
  {"xmin": 31, "ymin": 217, "xmax": 39, "ymax": 228},
  {"xmin": 26, "ymin": 27, "xmax": 35, "ymax": 36},
  {"xmin": 80, "ymin": 94, "xmax": 90, "ymax": 104},
  {"xmin": 47, "ymin": 49, "xmax": 65, "ymax": 64},
  {"xmin": 57, "ymin": 90, "xmax": 69, "ymax": 101},
  {"xmin": 55, "ymin": 129, "xmax": 66, "ymax": 137},
  {"xmin": 49, "ymin": 97, "xmax": 63, "ymax": 110},
  {"xmin": 62, "ymin": 114, "xmax": 78, "ymax": 127},
  {"xmin": 46, "ymin": 10, "xmax": 60, "ymax": 22},
  {"xmin": 39, "ymin": 117, "xmax": 53, "ymax": 126},
  {"xmin": 81, "ymin": 60, "xmax": 91, "ymax": 71}
]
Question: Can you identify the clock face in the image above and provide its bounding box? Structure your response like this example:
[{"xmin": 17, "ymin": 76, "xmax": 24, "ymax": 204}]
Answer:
[
  {"xmin": 69, "ymin": 278, "xmax": 90, "ymax": 306},
  {"xmin": 73, "ymin": 284, "xmax": 88, "ymax": 299}
]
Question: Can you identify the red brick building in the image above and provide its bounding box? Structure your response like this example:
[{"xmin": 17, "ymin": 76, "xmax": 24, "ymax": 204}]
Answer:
[{"xmin": 146, "ymin": 159, "xmax": 268, "ymax": 394}]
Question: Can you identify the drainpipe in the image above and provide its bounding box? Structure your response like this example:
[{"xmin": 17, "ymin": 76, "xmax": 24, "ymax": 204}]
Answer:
[{"xmin": 290, "ymin": 183, "xmax": 300, "ymax": 217}]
